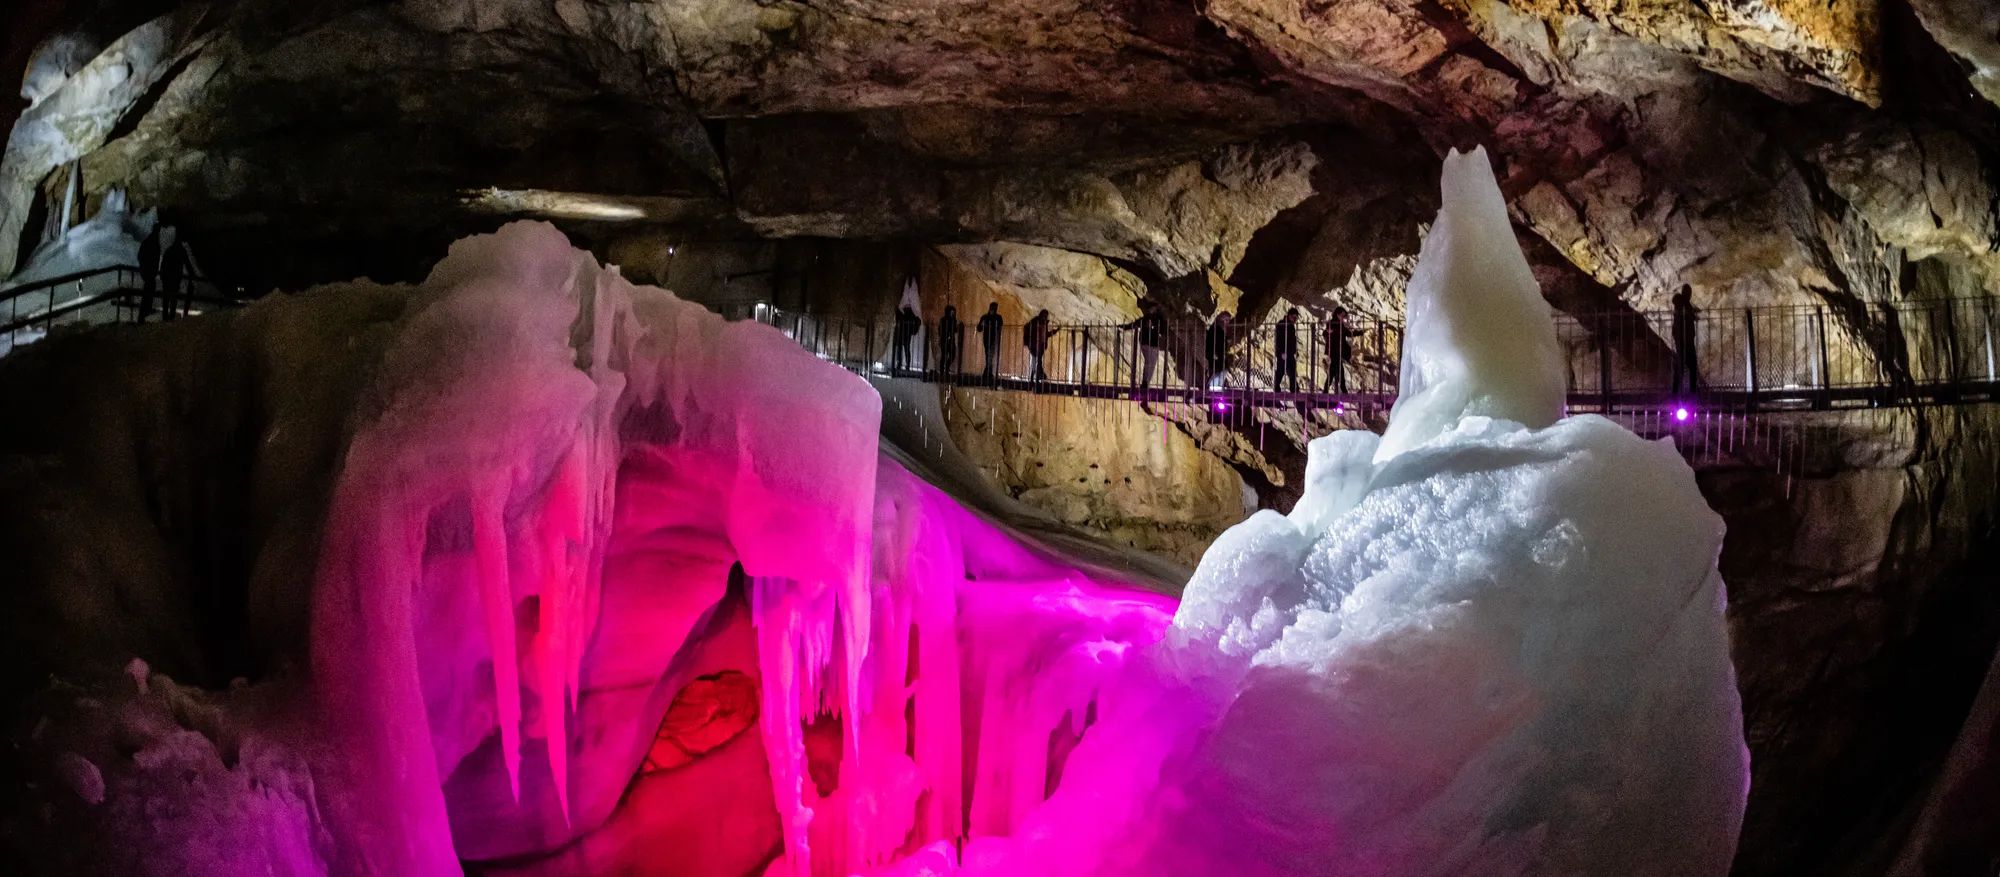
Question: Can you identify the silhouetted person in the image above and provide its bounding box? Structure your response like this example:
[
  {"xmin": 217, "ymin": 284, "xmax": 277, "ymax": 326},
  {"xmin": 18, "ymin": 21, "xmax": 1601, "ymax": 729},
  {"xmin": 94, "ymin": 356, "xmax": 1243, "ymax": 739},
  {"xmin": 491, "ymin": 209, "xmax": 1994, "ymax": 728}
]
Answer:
[
  {"xmin": 976, "ymin": 302, "xmax": 1003, "ymax": 381},
  {"xmin": 1671, "ymin": 286, "xmax": 1701, "ymax": 395},
  {"xmin": 1205, "ymin": 311, "xmax": 1233, "ymax": 388},
  {"xmin": 1325, "ymin": 306, "xmax": 1364, "ymax": 393},
  {"xmin": 1274, "ymin": 307, "xmax": 1301, "ymax": 393},
  {"xmin": 891, "ymin": 304, "xmax": 920, "ymax": 372},
  {"xmin": 136, "ymin": 224, "xmax": 163, "ymax": 321},
  {"xmin": 1125, "ymin": 301, "xmax": 1166, "ymax": 393},
  {"xmin": 1878, "ymin": 303, "xmax": 1916, "ymax": 404},
  {"xmin": 937, "ymin": 305, "xmax": 962, "ymax": 379},
  {"xmin": 160, "ymin": 238, "xmax": 188, "ymax": 322},
  {"xmin": 1024, "ymin": 309, "xmax": 1052, "ymax": 384}
]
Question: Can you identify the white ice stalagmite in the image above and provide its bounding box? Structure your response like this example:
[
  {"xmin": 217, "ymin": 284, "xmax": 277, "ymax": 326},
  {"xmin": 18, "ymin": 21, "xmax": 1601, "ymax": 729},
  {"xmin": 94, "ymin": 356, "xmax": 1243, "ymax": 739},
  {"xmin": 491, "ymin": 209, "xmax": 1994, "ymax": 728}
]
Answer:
[
  {"xmin": 1375, "ymin": 147, "xmax": 1565, "ymax": 463},
  {"xmin": 916, "ymin": 147, "xmax": 1748, "ymax": 877}
]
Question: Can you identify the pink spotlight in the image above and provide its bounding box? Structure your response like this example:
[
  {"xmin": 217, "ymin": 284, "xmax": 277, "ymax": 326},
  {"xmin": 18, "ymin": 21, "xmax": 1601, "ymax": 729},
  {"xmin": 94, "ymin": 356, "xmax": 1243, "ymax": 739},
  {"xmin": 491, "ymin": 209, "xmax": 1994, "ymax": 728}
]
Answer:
[
  {"xmin": 1213, "ymin": 400, "xmax": 1230, "ymax": 413},
  {"xmin": 1674, "ymin": 406, "xmax": 1691, "ymax": 422}
]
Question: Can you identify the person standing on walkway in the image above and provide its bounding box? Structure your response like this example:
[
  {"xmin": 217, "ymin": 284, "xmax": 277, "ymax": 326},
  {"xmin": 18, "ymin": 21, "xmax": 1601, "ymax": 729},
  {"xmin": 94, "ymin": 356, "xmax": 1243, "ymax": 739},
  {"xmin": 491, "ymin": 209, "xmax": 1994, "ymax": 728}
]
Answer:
[
  {"xmin": 160, "ymin": 237, "xmax": 189, "ymax": 322},
  {"xmin": 1671, "ymin": 285, "xmax": 1702, "ymax": 396},
  {"xmin": 937, "ymin": 305, "xmax": 962, "ymax": 379},
  {"xmin": 137, "ymin": 223, "xmax": 164, "ymax": 321},
  {"xmin": 1274, "ymin": 307, "xmax": 1301, "ymax": 393},
  {"xmin": 1125, "ymin": 301, "xmax": 1167, "ymax": 394},
  {"xmin": 977, "ymin": 302, "xmax": 1004, "ymax": 381},
  {"xmin": 1025, "ymin": 308, "xmax": 1052, "ymax": 384},
  {"xmin": 891, "ymin": 304, "xmax": 920, "ymax": 372},
  {"xmin": 1325, "ymin": 306, "xmax": 1363, "ymax": 393},
  {"xmin": 1205, "ymin": 310, "xmax": 1233, "ymax": 388}
]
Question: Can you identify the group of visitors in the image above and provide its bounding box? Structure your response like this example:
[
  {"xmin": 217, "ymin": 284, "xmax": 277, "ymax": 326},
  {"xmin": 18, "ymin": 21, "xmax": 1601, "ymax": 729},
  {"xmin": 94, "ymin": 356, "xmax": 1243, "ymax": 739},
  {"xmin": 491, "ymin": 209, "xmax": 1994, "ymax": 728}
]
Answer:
[
  {"xmin": 886, "ymin": 288, "xmax": 1375, "ymax": 394},
  {"xmin": 891, "ymin": 300, "xmax": 1049, "ymax": 382},
  {"xmin": 1184, "ymin": 306, "xmax": 1365, "ymax": 393},
  {"xmin": 878, "ymin": 280, "xmax": 1734, "ymax": 403}
]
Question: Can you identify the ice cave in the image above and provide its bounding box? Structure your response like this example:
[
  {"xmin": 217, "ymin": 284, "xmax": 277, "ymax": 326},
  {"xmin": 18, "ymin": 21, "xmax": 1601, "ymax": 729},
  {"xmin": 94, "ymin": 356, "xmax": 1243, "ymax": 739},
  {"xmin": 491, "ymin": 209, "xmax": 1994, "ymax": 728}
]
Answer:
[{"xmin": 3, "ymin": 2, "xmax": 1999, "ymax": 876}]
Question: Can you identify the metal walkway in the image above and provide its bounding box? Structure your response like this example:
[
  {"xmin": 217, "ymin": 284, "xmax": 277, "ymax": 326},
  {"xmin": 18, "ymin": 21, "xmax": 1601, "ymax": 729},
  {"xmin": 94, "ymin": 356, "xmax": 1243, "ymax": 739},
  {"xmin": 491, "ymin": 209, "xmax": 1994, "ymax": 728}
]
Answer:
[
  {"xmin": 1, "ymin": 264, "xmax": 245, "ymax": 355},
  {"xmin": 733, "ymin": 297, "xmax": 2000, "ymax": 487},
  {"xmin": 732, "ymin": 298, "xmax": 2000, "ymax": 414}
]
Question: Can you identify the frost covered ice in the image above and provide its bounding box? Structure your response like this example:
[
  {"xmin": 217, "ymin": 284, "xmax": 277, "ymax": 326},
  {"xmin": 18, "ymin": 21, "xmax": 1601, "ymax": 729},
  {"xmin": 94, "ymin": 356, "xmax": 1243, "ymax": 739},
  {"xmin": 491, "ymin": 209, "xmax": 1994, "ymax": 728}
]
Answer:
[
  {"xmin": 6, "ymin": 148, "xmax": 1744, "ymax": 877},
  {"xmin": 896, "ymin": 147, "xmax": 1748, "ymax": 876},
  {"xmin": 304, "ymin": 221, "xmax": 890, "ymax": 874},
  {"xmin": 3, "ymin": 187, "xmax": 156, "ymax": 292}
]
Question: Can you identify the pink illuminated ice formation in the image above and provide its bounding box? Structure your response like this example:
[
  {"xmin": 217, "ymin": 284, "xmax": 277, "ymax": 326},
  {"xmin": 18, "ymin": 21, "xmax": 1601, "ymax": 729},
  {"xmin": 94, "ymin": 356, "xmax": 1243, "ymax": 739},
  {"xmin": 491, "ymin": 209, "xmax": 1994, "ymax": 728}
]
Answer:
[{"xmin": 291, "ymin": 222, "xmax": 1176, "ymax": 876}]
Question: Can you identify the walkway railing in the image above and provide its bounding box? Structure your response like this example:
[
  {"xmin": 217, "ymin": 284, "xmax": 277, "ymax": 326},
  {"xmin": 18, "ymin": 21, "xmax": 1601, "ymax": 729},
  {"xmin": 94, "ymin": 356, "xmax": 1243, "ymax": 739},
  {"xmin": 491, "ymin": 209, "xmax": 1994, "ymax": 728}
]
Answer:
[
  {"xmin": 1554, "ymin": 298, "xmax": 2000, "ymax": 410},
  {"xmin": 727, "ymin": 303, "xmax": 1407, "ymax": 411},
  {"xmin": 1, "ymin": 264, "xmax": 244, "ymax": 354},
  {"xmin": 729, "ymin": 298, "xmax": 2000, "ymax": 416}
]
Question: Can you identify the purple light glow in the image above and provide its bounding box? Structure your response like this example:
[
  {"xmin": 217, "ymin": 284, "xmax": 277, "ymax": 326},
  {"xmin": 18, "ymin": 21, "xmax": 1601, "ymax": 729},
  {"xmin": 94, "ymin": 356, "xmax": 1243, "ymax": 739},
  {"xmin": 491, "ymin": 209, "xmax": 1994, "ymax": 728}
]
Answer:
[{"xmin": 1674, "ymin": 406, "xmax": 1691, "ymax": 422}]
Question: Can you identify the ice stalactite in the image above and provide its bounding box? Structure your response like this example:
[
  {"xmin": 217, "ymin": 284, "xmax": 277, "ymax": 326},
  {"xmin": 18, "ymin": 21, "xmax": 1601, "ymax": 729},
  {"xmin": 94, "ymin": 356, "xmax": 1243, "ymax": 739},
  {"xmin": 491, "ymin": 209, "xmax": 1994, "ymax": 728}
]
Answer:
[
  {"xmin": 305, "ymin": 222, "xmax": 887, "ymax": 874},
  {"xmin": 746, "ymin": 459, "xmax": 1177, "ymax": 877},
  {"xmin": 858, "ymin": 464, "xmax": 1175, "ymax": 868},
  {"xmin": 470, "ymin": 489, "xmax": 525, "ymax": 801},
  {"xmin": 309, "ymin": 223, "xmax": 607, "ymax": 874},
  {"xmin": 282, "ymin": 217, "xmax": 1175, "ymax": 877}
]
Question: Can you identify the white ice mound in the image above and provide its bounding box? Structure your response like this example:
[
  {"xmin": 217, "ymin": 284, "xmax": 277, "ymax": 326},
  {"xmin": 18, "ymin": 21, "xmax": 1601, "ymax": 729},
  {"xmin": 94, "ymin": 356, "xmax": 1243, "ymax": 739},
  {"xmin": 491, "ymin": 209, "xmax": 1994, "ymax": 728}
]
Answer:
[
  {"xmin": 1376, "ymin": 147, "xmax": 1565, "ymax": 463},
  {"xmin": 936, "ymin": 147, "xmax": 1747, "ymax": 877},
  {"xmin": 1145, "ymin": 415, "xmax": 1748, "ymax": 876},
  {"xmin": 1141, "ymin": 148, "xmax": 1748, "ymax": 876}
]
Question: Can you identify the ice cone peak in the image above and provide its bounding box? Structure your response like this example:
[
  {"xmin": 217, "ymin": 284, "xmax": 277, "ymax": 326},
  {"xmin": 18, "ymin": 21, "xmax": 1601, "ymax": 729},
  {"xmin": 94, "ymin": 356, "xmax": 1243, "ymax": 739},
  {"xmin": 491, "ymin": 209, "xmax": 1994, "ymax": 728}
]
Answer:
[{"xmin": 1376, "ymin": 146, "xmax": 1566, "ymax": 463}]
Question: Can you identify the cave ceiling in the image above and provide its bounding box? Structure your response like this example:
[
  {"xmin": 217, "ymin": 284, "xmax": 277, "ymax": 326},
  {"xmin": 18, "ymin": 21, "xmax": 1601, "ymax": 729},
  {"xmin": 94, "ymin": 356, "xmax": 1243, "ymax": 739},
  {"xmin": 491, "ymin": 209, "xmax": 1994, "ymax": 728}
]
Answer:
[{"xmin": 1, "ymin": 0, "xmax": 1996, "ymax": 294}]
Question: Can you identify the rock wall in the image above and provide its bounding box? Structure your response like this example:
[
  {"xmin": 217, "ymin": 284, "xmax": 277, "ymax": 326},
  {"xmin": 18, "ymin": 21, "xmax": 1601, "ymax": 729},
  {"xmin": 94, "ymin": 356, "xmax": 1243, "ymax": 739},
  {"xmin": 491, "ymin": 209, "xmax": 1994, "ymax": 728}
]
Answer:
[{"xmin": 1704, "ymin": 408, "xmax": 2000, "ymax": 874}]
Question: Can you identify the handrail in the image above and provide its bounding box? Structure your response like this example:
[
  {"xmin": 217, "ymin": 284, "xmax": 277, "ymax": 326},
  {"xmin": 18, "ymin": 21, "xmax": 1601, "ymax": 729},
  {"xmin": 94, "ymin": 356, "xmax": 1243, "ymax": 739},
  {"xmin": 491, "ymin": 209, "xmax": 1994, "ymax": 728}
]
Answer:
[
  {"xmin": 0, "ymin": 263, "xmax": 234, "ymax": 300},
  {"xmin": 0, "ymin": 289, "xmax": 126, "ymax": 335},
  {"xmin": 0, "ymin": 264, "xmax": 135, "ymax": 296},
  {"xmin": 728, "ymin": 296, "xmax": 2000, "ymax": 415},
  {"xmin": 1, "ymin": 264, "xmax": 249, "ymax": 354},
  {"xmin": 0, "ymin": 289, "xmax": 245, "ymax": 336}
]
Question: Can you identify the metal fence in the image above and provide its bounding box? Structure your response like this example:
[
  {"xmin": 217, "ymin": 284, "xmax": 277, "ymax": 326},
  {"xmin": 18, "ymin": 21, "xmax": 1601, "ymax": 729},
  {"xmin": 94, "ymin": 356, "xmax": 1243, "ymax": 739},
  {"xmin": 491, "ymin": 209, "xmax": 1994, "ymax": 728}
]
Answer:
[
  {"xmin": 1554, "ymin": 298, "xmax": 2000, "ymax": 410},
  {"xmin": 736, "ymin": 297, "xmax": 2000, "ymax": 414},
  {"xmin": 2, "ymin": 265, "xmax": 243, "ymax": 355},
  {"xmin": 731, "ymin": 302, "xmax": 1405, "ymax": 409}
]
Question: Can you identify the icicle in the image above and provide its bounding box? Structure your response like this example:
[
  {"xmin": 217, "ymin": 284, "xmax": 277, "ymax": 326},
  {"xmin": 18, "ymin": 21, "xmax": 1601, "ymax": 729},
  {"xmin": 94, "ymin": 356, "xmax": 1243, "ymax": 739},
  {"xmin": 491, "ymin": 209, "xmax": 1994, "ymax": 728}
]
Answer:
[
  {"xmin": 60, "ymin": 161, "xmax": 81, "ymax": 234},
  {"xmin": 535, "ymin": 445, "xmax": 588, "ymax": 825},
  {"xmin": 750, "ymin": 574, "xmax": 829, "ymax": 877},
  {"xmin": 472, "ymin": 487, "xmax": 525, "ymax": 801}
]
